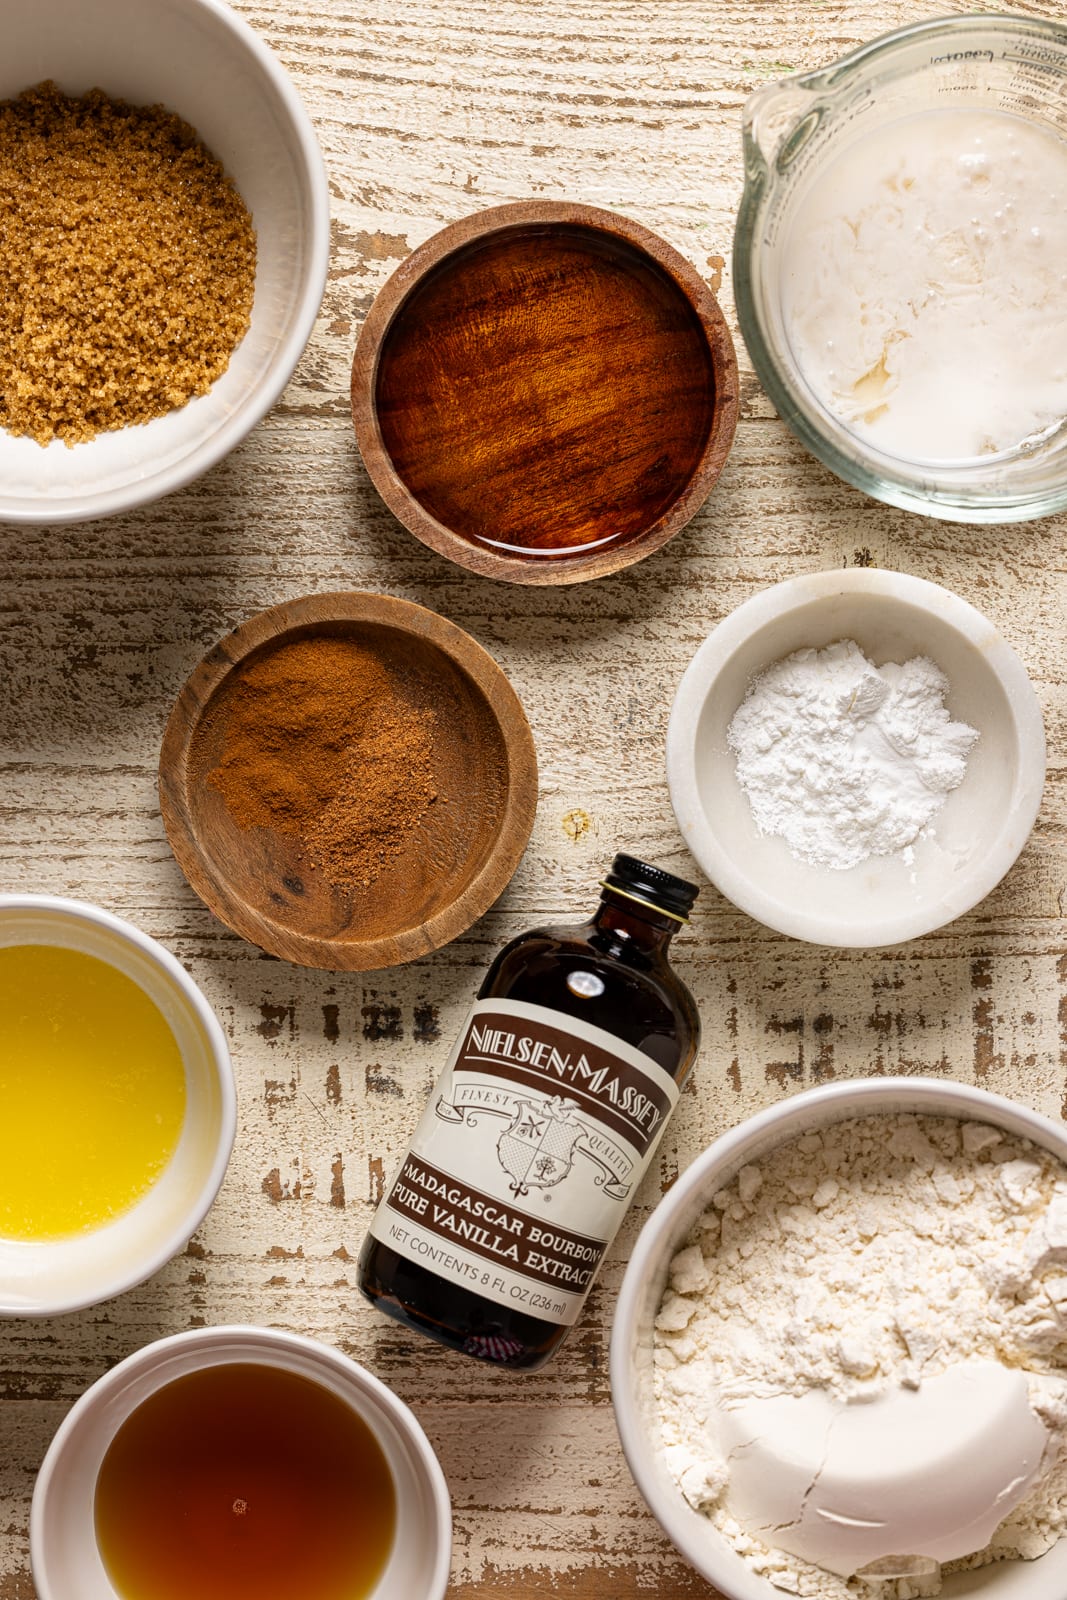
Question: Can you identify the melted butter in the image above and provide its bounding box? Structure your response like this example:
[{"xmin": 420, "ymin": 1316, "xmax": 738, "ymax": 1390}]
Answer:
[{"xmin": 0, "ymin": 945, "xmax": 186, "ymax": 1239}]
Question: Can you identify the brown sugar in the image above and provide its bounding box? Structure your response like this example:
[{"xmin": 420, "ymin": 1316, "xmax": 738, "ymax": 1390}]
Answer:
[
  {"xmin": 0, "ymin": 81, "xmax": 256, "ymax": 447},
  {"xmin": 206, "ymin": 636, "xmax": 439, "ymax": 891}
]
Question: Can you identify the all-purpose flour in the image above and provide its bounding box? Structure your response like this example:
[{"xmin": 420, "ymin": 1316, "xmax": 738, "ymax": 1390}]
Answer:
[
  {"xmin": 653, "ymin": 1114, "xmax": 1067, "ymax": 1598},
  {"xmin": 726, "ymin": 640, "xmax": 978, "ymax": 870}
]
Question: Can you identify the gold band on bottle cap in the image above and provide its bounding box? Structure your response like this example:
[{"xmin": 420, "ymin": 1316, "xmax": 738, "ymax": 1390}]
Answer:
[{"xmin": 599, "ymin": 882, "xmax": 689, "ymax": 924}]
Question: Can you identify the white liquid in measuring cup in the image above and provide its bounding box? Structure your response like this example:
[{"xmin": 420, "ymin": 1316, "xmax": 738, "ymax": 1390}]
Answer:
[{"xmin": 782, "ymin": 107, "xmax": 1067, "ymax": 463}]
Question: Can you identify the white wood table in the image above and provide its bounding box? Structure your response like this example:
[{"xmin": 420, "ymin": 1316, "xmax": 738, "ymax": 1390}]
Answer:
[{"xmin": 2, "ymin": 1, "xmax": 1066, "ymax": 1595}]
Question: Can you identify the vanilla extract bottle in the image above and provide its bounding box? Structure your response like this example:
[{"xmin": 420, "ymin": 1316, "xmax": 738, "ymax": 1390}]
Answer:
[{"xmin": 357, "ymin": 855, "xmax": 701, "ymax": 1370}]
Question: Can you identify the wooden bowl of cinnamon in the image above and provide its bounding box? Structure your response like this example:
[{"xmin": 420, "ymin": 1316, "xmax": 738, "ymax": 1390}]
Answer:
[{"xmin": 159, "ymin": 592, "xmax": 538, "ymax": 970}]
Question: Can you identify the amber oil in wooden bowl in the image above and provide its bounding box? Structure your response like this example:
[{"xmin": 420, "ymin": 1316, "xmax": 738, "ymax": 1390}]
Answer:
[{"xmin": 351, "ymin": 201, "xmax": 739, "ymax": 585}]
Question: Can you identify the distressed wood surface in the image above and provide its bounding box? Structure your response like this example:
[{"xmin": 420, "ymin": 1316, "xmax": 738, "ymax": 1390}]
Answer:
[{"xmin": 2, "ymin": 1, "xmax": 1067, "ymax": 1595}]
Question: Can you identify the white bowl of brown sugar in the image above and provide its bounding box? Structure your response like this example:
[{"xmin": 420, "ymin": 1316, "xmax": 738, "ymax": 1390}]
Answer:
[{"xmin": 0, "ymin": 0, "xmax": 329, "ymax": 525}]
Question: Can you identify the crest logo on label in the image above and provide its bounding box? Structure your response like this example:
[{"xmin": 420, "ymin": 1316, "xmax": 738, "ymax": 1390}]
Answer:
[{"xmin": 497, "ymin": 1097, "xmax": 583, "ymax": 1196}]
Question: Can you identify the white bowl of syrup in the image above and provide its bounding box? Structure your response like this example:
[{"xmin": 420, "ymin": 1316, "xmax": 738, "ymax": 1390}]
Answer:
[
  {"xmin": 0, "ymin": 894, "xmax": 235, "ymax": 1315},
  {"xmin": 31, "ymin": 1325, "xmax": 452, "ymax": 1600}
]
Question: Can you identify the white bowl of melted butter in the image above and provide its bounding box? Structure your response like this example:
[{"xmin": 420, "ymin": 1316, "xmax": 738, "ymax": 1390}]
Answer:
[
  {"xmin": 0, "ymin": 895, "xmax": 235, "ymax": 1315},
  {"xmin": 610, "ymin": 1077, "xmax": 1067, "ymax": 1600},
  {"xmin": 735, "ymin": 13, "xmax": 1067, "ymax": 522}
]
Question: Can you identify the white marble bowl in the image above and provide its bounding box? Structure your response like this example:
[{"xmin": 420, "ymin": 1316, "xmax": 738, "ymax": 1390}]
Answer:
[
  {"xmin": 31, "ymin": 1326, "xmax": 452, "ymax": 1600},
  {"xmin": 610, "ymin": 1076, "xmax": 1067, "ymax": 1600},
  {"xmin": 666, "ymin": 568, "xmax": 1046, "ymax": 947},
  {"xmin": 0, "ymin": 0, "xmax": 329, "ymax": 525},
  {"xmin": 0, "ymin": 896, "xmax": 235, "ymax": 1315}
]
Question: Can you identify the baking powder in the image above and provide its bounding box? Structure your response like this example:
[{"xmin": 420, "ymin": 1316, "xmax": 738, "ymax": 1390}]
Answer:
[{"xmin": 726, "ymin": 639, "xmax": 978, "ymax": 870}]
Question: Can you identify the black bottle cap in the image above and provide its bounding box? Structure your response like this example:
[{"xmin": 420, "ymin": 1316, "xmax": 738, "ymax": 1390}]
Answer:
[{"xmin": 601, "ymin": 853, "xmax": 699, "ymax": 923}]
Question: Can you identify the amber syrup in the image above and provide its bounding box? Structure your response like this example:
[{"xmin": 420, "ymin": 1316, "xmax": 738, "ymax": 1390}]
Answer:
[{"xmin": 94, "ymin": 1363, "xmax": 396, "ymax": 1600}]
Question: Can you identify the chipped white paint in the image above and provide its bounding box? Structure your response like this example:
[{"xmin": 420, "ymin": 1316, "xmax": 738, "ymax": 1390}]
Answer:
[{"xmin": 2, "ymin": 1, "xmax": 1067, "ymax": 1597}]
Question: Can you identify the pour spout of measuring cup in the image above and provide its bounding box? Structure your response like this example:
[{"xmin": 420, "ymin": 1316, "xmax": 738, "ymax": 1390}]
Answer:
[
  {"xmin": 742, "ymin": 79, "xmax": 808, "ymax": 176},
  {"xmin": 740, "ymin": 74, "xmax": 828, "ymax": 185},
  {"xmin": 740, "ymin": 31, "xmax": 877, "ymax": 186}
]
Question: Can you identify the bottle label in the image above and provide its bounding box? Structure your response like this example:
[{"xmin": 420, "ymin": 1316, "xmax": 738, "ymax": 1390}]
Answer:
[{"xmin": 368, "ymin": 997, "xmax": 680, "ymax": 1326}]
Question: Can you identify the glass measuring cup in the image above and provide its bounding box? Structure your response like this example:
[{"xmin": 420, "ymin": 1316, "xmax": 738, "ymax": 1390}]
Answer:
[{"xmin": 734, "ymin": 13, "xmax": 1067, "ymax": 523}]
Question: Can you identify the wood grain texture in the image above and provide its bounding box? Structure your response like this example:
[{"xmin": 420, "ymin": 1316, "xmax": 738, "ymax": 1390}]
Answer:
[
  {"xmin": 2, "ymin": 0, "xmax": 1067, "ymax": 1596},
  {"xmin": 351, "ymin": 200, "xmax": 738, "ymax": 583},
  {"xmin": 158, "ymin": 591, "xmax": 538, "ymax": 969}
]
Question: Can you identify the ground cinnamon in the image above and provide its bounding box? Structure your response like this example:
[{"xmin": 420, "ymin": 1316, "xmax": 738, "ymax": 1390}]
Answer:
[{"xmin": 207, "ymin": 636, "xmax": 438, "ymax": 889}]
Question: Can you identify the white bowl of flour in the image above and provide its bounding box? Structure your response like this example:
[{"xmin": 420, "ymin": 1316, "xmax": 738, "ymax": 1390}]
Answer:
[
  {"xmin": 610, "ymin": 1076, "xmax": 1067, "ymax": 1600},
  {"xmin": 666, "ymin": 568, "xmax": 1045, "ymax": 947}
]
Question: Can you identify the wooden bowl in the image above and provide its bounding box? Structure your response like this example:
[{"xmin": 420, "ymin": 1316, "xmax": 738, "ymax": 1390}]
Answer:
[
  {"xmin": 351, "ymin": 201, "xmax": 739, "ymax": 585},
  {"xmin": 159, "ymin": 593, "xmax": 538, "ymax": 970}
]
